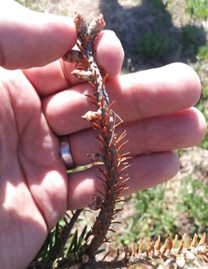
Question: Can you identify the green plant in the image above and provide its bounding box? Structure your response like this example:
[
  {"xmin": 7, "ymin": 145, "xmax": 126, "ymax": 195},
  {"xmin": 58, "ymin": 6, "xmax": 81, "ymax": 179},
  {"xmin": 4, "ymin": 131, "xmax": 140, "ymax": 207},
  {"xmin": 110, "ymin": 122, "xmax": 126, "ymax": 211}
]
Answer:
[
  {"xmin": 137, "ymin": 31, "xmax": 171, "ymax": 61},
  {"xmin": 180, "ymin": 24, "xmax": 205, "ymax": 60},
  {"xmin": 117, "ymin": 183, "xmax": 179, "ymax": 246},
  {"xmin": 177, "ymin": 178, "xmax": 208, "ymax": 235},
  {"xmin": 196, "ymin": 83, "xmax": 208, "ymax": 149},
  {"xmin": 135, "ymin": 183, "xmax": 178, "ymax": 239},
  {"xmin": 136, "ymin": 31, "xmax": 171, "ymax": 62},
  {"xmin": 197, "ymin": 45, "xmax": 208, "ymax": 61},
  {"xmin": 150, "ymin": 0, "xmax": 166, "ymax": 10},
  {"xmin": 186, "ymin": 0, "xmax": 208, "ymax": 20}
]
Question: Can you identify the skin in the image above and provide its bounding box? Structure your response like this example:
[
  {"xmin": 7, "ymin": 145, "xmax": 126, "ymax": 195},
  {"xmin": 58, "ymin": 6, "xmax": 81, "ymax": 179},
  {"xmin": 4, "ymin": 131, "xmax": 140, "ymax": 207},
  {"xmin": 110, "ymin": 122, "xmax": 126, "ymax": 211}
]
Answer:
[{"xmin": 0, "ymin": 1, "xmax": 206, "ymax": 268}]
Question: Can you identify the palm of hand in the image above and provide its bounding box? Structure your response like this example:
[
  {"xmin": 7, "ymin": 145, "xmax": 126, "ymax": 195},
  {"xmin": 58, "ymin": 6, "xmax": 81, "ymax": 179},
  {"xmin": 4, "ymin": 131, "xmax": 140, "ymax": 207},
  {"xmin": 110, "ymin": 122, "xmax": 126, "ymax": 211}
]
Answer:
[{"xmin": 0, "ymin": 67, "xmax": 67, "ymax": 268}]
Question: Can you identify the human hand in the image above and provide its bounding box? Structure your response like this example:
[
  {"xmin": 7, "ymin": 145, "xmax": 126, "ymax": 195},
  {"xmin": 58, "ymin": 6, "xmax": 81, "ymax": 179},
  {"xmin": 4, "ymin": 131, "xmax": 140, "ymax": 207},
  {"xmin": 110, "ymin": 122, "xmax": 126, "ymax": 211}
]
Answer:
[
  {"xmin": 0, "ymin": 1, "xmax": 206, "ymax": 269},
  {"xmin": 46, "ymin": 62, "xmax": 206, "ymax": 209},
  {"xmin": 0, "ymin": 1, "xmax": 123, "ymax": 268}
]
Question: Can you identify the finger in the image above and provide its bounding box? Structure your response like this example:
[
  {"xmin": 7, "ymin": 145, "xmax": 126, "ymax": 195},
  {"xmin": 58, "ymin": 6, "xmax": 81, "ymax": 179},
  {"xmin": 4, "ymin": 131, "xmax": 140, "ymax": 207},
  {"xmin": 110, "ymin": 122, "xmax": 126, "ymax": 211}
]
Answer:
[
  {"xmin": 24, "ymin": 30, "xmax": 124, "ymax": 96},
  {"xmin": 67, "ymin": 107, "xmax": 206, "ymax": 166},
  {"xmin": 93, "ymin": 30, "xmax": 125, "ymax": 78},
  {"xmin": 0, "ymin": 0, "xmax": 76, "ymax": 69},
  {"xmin": 61, "ymin": 30, "xmax": 124, "ymax": 83},
  {"xmin": 43, "ymin": 63, "xmax": 201, "ymax": 134},
  {"xmin": 67, "ymin": 151, "xmax": 179, "ymax": 209},
  {"xmin": 110, "ymin": 63, "xmax": 201, "ymax": 120}
]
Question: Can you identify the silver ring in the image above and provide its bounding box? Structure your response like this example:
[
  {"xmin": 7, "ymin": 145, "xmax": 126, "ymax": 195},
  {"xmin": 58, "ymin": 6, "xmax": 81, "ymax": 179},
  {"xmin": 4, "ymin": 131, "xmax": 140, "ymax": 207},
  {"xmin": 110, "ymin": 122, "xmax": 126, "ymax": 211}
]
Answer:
[{"xmin": 59, "ymin": 136, "xmax": 75, "ymax": 170}]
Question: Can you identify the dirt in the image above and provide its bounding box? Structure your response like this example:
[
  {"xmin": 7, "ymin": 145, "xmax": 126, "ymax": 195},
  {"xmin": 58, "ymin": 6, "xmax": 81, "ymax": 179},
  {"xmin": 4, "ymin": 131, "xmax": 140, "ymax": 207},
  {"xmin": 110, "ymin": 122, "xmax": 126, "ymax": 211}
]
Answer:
[{"xmin": 179, "ymin": 147, "xmax": 208, "ymax": 181}]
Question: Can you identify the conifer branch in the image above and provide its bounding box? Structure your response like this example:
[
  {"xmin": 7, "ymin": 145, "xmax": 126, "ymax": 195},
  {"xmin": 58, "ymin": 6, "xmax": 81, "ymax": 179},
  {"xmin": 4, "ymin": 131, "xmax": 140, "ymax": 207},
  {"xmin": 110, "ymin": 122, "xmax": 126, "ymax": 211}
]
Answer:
[{"xmin": 63, "ymin": 12, "xmax": 129, "ymax": 259}]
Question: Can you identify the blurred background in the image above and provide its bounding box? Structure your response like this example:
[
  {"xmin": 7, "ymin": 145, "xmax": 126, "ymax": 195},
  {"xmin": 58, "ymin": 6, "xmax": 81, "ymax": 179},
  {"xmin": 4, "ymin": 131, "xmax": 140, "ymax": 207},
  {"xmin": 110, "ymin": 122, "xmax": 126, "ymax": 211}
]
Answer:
[{"xmin": 16, "ymin": 0, "xmax": 208, "ymax": 245}]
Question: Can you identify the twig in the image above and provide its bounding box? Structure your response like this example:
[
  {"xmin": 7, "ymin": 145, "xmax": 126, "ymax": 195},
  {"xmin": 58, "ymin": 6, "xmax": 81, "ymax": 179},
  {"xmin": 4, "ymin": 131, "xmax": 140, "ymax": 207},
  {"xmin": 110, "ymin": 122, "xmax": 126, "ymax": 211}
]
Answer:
[{"xmin": 63, "ymin": 12, "xmax": 129, "ymax": 259}]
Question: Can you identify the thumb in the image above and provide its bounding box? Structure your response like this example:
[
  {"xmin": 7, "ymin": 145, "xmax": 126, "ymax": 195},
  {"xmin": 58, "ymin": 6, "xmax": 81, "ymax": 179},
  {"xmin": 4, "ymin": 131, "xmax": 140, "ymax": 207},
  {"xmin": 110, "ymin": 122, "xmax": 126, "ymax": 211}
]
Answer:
[{"xmin": 0, "ymin": 0, "xmax": 76, "ymax": 70}]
